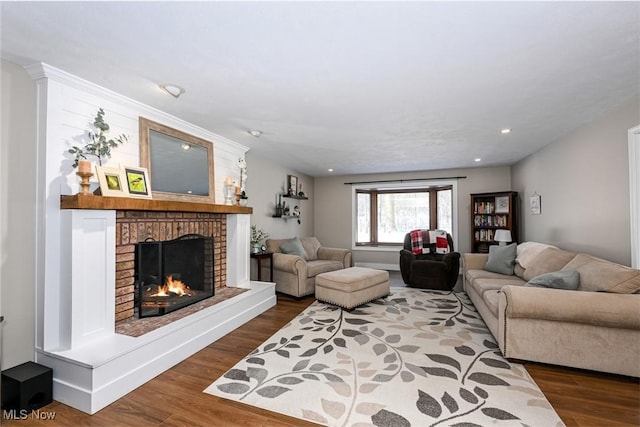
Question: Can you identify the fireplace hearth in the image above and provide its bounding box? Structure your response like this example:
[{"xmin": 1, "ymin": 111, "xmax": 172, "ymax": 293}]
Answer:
[{"xmin": 135, "ymin": 234, "xmax": 214, "ymax": 318}]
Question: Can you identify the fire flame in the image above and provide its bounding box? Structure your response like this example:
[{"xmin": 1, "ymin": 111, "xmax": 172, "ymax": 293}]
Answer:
[{"xmin": 151, "ymin": 275, "xmax": 191, "ymax": 297}]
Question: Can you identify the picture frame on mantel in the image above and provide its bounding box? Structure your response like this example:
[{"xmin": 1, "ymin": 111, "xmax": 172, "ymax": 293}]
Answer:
[
  {"xmin": 124, "ymin": 166, "xmax": 152, "ymax": 199},
  {"xmin": 287, "ymin": 175, "xmax": 298, "ymax": 196},
  {"xmin": 95, "ymin": 166, "xmax": 130, "ymax": 198}
]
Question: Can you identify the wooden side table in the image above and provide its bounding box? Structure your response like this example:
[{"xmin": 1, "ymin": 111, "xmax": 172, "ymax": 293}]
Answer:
[{"xmin": 250, "ymin": 252, "xmax": 273, "ymax": 282}]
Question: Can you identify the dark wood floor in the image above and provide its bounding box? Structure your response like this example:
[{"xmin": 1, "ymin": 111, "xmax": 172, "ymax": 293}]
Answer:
[{"xmin": 4, "ymin": 293, "xmax": 638, "ymax": 427}]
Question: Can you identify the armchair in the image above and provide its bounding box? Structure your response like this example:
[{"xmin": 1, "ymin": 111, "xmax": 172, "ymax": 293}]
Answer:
[
  {"xmin": 399, "ymin": 230, "xmax": 460, "ymax": 290},
  {"xmin": 264, "ymin": 237, "xmax": 352, "ymax": 297}
]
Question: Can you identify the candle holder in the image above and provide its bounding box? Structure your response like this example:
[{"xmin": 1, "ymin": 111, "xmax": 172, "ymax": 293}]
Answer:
[{"xmin": 76, "ymin": 171, "xmax": 94, "ymax": 195}]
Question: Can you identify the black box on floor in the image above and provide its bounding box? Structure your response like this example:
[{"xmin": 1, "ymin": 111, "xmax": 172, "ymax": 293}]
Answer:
[{"xmin": 1, "ymin": 361, "xmax": 53, "ymax": 411}]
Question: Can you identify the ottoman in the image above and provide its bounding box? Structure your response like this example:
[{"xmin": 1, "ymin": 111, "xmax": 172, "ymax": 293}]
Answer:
[{"xmin": 315, "ymin": 267, "xmax": 390, "ymax": 310}]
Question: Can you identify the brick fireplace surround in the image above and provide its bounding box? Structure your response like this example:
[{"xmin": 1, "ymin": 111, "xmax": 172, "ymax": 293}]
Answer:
[{"xmin": 114, "ymin": 210, "xmax": 227, "ymax": 322}]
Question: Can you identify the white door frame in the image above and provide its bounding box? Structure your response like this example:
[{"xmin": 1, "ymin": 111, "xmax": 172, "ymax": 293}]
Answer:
[{"xmin": 629, "ymin": 125, "xmax": 640, "ymax": 268}]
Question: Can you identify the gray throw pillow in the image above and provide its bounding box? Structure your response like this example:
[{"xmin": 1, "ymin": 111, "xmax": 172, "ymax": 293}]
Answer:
[
  {"xmin": 279, "ymin": 237, "xmax": 308, "ymax": 260},
  {"xmin": 484, "ymin": 243, "xmax": 517, "ymax": 275},
  {"xmin": 526, "ymin": 269, "xmax": 580, "ymax": 290}
]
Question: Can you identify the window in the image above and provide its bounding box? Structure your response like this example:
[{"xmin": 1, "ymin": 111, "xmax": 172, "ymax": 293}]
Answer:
[{"xmin": 355, "ymin": 185, "xmax": 453, "ymax": 246}]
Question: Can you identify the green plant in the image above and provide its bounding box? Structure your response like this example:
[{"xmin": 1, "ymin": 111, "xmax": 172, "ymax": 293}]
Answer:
[
  {"xmin": 250, "ymin": 225, "xmax": 268, "ymax": 246},
  {"xmin": 240, "ymin": 191, "xmax": 248, "ymax": 199},
  {"xmin": 68, "ymin": 108, "xmax": 128, "ymax": 167}
]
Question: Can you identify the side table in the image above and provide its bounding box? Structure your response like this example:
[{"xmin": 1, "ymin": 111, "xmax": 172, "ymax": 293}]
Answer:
[{"xmin": 250, "ymin": 252, "xmax": 273, "ymax": 282}]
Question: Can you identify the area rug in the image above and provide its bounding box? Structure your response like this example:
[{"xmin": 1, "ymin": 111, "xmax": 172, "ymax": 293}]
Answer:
[{"xmin": 204, "ymin": 288, "xmax": 564, "ymax": 427}]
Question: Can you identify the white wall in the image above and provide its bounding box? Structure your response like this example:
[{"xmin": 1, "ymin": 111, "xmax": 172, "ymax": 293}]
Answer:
[
  {"xmin": 245, "ymin": 151, "xmax": 313, "ymax": 279},
  {"xmin": 314, "ymin": 166, "xmax": 512, "ymax": 269},
  {"xmin": 1, "ymin": 60, "xmax": 37, "ymax": 368},
  {"xmin": 512, "ymin": 96, "xmax": 639, "ymax": 266}
]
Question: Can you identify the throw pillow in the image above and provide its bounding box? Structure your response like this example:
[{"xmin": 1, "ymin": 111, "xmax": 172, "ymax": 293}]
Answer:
[
  {"xmin": 484, "ymin": 243, "xmax": 517, "ymax": 275},
  {"xmin": 525, "ymin": 269, "xmax": 580, "ymax": 290},
  {"xmin": 279, "ymin": 237, "xmax": 308, "ymax": 260}
]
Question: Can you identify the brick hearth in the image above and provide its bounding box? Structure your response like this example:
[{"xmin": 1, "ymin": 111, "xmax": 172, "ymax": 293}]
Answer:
[{"xmin": 114, "ymin": 210, "xmax": 227, "ymax": 322}]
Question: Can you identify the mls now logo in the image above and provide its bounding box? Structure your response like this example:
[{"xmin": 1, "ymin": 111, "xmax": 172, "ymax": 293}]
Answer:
[{"xmin": 3, "ymin": 409, "xmax": 56, "ymax": 420}]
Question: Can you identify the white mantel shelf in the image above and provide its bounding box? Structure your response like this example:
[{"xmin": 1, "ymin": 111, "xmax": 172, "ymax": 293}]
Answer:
[{"xmin": 60, "ymin": 194, "xmax": 253, "ymax": 214}]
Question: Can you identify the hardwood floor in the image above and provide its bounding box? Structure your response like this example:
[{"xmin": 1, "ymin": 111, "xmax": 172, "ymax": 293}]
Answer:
[{"xmin": 4, "ymin": 294, "xmax": 638, "ymax": 427}]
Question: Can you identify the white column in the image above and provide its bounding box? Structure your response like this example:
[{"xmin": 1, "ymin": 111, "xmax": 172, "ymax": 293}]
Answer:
[
  {"xmin": 226, "ymin": 214, "xmax": 251, "ymax": 288},
  {"xmin": 59, "ymin": 210, "xmax": 116, "ymax": 349}
]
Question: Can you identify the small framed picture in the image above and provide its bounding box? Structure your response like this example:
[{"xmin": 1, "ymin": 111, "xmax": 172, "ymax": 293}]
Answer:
[
  {"xmin": 124, "ymin": 166, "xmax": 152, "ymax": 199},
  {"xmin": 495, "ymin": 196, "xmax": 509, "ymax": 213},
  {"xmin": 95, "ymin": 166, "xmax": 129, "ymax": 197},
  {"xmin": 530, "ymin": 194, "xmax": 541, "ymax": 215},
  {"xmin": 287, "ymin": 175, "xmax": 298, "ymax": 196}
]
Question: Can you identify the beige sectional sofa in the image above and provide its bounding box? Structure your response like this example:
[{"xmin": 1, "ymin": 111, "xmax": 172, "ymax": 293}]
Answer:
[
  {"xmin": 264, "ymin": 237, "xmax": 352, "ymax": 297},
  {"xmin": 463, "ymin": 243, "xmax": 640, "ymax": 377}
]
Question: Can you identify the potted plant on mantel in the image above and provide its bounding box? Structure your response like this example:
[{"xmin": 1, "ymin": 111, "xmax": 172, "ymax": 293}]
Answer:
[
  {"xmin": 67, "ymin": 107, "xmax": 129, "ymax": 171},
  {"xmin": 239, "ymin": 191, "xmax": 249, "ymax": 207}
]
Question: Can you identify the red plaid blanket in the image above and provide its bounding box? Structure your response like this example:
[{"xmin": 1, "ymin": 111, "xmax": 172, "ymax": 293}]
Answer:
[
  {"xmin": 410, "ymin": 229, "xmax": 450, "ymax": 254},
  {"xmin": 410, "ymin": 229, "xmax": 429, "ymax": 254}
]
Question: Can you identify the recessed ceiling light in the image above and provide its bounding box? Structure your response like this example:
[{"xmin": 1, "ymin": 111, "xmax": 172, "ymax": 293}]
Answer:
[
  {"xmin": 248, "ymin": 130, "xmax": 262, "ymax": 137},
  {"xmin": 160, "ymin": 84, "xmax": 185, "ymax": 98},
  {"xmin": 501, "ymin": 128, "xmax": 512, "ymax": 134},
  {"xmin": 474, "ymin": 158, "xmax": 481, "ymax": 162},
  {"xmin": 328, "ymin": 168, "xmax": 334, "ymax": 172}
]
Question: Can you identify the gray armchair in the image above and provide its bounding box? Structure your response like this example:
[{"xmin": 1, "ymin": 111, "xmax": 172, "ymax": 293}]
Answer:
[{"xmin": 264, "ymin": 237, "xmax": 352, "ymax": 297}]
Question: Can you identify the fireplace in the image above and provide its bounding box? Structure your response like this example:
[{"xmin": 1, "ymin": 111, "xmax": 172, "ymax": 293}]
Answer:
[{"xmin": 135, "ymin": 234, "xmax": 214, "ymax": 318}]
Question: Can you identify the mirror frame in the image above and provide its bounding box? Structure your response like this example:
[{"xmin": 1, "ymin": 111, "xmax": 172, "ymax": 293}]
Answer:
[{"xmin": 139, "ymin": 117, "xmax": 215, "ymax": 204}]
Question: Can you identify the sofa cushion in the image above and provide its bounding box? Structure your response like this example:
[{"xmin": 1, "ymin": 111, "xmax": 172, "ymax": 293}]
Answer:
[
  {"xmin": 562, "ymin": 254, "xmax": 640, "ymax": 293},
  {"xmin": 526, "ymin": 270, "xmax": 580, "ymax": 290},
  {"xmin": 469, "ymin": 277, "xmax": 525, "ymax": 298},
  {"xmin": 484, "ymin": 243, "xmax": 517, "ymax": 275},
  {"xmin": 466, "ymin": 269, "xmax": 516, "ymax": 283},
  {"xmin": 301, "ymin": 237, "xmax": 321, "ymax": 261},
  {"xmin": 522, "ymin": 247, "xmax": 576, "ymax": 281},
  {"xmin": 279, "ymin": 237, "xmax": 308, "ymax": 260},
  {"xmin": 306, "ymin": 260, "xmax": 344, "ymax": 277},
  {"xmin": 516, "ymin": 242, "xmax": 558, "ymax": 269}
]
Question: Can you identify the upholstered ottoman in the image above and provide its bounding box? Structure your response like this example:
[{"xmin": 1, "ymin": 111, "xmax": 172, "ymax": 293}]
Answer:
[{"xmin": 315, "ymin": 267, "xmax": 390, "ymax": 310}]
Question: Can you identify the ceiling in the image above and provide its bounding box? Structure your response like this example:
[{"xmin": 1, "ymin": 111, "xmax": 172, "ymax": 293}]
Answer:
[{"xmin": 1, "ymin": 1, "xmax": 638, "ymax": 177}]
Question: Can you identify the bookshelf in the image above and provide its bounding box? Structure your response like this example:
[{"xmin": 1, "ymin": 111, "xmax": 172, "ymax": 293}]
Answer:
[{"xmin": 470, "ymin": 191, "xmax": 519, "ymax": 253}]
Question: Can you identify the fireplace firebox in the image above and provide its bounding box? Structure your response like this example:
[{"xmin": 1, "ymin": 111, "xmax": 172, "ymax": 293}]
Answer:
[{"xmin": 135, "ymin": 234, "xmax": 214, "ymax": 318}]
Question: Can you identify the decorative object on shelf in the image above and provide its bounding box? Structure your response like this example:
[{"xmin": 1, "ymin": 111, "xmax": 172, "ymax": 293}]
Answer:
[
  {"xmin": 287, "ymin": 175, "xmax": 298, "ymax": 196},
  {"xmin": 68, "ymin": 108, "xmax": 128, "ymax": 168},
  {"xmin": 292, "ymin": 205, "xmax": 301, "ymax": 224},
  {"xmin": 123, "ymin": 166, "xmax": 152, "ymax": 199},
  {"xmin": 238, "ymin": 157, "xmax": 247, "ymax": 192},
  {"xmin": 95, "ymin": 165, "xmax": 129, "ymax": 197},
  {"xmin": 298, "ymin": 184, "xmax": 305, "ymax": 198},
  {"xmin": 494, "ymin": 229, "xmax": 512, "ymax": 246},
  {"xmin": 76, "ymin": 160, "xmax": 94, "ymax": 195},
  {"xmin": 224, "ymin": 177, "xmax": 235, "ymax": 205},
  {"xmin": 239, "ymin": 191, "xmax": 248, "ymax": 207},
  {"xmin": 495, "ymin": 196, "xmax": 510, "ymax": 213},
  {"xmin": 274, "ymin": 194, "xmax": 284, "ymax": 217},
  {"xmin": 530, "ymin": 192, "xmax": 541, "ymax": 215},
  {"xmin": 251, "ymin": 225, "xmax": 269, "ymax": 254}
]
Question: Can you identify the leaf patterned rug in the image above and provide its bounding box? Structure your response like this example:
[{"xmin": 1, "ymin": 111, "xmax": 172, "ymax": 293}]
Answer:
[{"xmin": 204, "ymin": 288, "xmax": 564, "ymax": 427}]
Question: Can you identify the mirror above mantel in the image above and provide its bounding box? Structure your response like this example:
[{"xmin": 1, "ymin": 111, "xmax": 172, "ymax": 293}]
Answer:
[{"xmin": 139, "ymin": 117, "xmax": 215, "ymax": 204}]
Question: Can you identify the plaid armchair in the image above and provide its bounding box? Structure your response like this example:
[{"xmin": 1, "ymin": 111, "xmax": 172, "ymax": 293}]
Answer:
[{"xmin": 399, "ymin": 231, "xmax": 460, "ymax": 290}]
